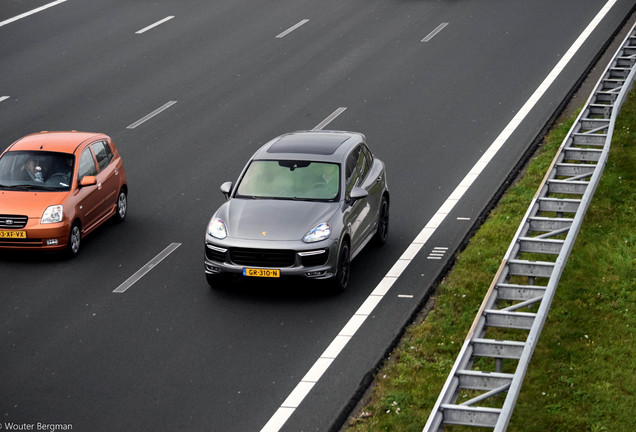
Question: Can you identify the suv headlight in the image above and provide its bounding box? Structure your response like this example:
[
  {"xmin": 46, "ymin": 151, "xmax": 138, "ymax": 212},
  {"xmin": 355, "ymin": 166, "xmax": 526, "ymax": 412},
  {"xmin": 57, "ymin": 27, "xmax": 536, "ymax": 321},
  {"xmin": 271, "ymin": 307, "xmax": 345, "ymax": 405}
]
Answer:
[
  {"xmin": 303, "ymin": 222, "xmax": 331, "ymax": 243},
  {"xmin": 41, "ymin": 205, "xmax": 63, "ymax": 224},
  {"xmin": 208, "ymin": 218, "xmax": 227, "ymax": 239}
]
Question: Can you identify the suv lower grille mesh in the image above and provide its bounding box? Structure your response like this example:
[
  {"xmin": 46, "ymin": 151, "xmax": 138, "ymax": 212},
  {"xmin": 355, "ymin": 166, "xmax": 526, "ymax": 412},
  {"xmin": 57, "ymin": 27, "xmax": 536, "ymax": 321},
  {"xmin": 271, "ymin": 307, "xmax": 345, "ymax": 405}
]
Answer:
[
  {"xmin": 300, "ymin": 251, "xmax": 328, "ymax": 267},
  {"xmin": 205, "ymin": 245, "xmax": 227, "ymax": 262}
]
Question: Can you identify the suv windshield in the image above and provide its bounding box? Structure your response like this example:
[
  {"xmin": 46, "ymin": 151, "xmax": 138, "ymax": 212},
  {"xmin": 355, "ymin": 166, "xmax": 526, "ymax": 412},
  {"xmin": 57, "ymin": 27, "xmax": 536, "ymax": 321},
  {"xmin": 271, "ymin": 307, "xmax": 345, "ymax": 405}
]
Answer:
[
  {"xmin": 0, "ymin": 151, "xmax": 74, "ymax": 191},
  {"xmin": 236, "ymin": 160, "xmax": 340, "ymax": 201}
]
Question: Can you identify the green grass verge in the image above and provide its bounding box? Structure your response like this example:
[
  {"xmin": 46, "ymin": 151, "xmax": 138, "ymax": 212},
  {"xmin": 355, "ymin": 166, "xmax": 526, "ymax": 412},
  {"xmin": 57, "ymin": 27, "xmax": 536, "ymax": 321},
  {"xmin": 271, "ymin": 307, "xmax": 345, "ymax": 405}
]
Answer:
[{"xmin": 344, "ymin": 86, "xmax": 636, "ymax": 432}]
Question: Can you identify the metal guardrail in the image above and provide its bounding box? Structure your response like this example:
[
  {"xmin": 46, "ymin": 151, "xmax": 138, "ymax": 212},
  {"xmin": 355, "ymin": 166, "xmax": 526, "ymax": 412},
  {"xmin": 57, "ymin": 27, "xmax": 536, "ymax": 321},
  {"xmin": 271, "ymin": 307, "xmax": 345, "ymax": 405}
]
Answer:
[{"xmin": 422, "ymin": 22, "xmax": 636, "ymax": 432}]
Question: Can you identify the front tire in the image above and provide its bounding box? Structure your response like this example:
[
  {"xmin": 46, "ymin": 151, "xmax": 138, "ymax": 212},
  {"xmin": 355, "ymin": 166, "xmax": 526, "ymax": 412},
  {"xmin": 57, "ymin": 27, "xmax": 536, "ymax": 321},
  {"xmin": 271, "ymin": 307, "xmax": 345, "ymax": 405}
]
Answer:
[
  {"xmin": 114, "ymin": 188, "xmax": 127, "ymax": 223},
  {"xmin": 67, "ymin": 222, "xmax": 81, "ymax": 258},
  {"xmin": 331, "ymin": 241, "xmax": 351, "ymax": 292},
  {"xmin": 374, "ymin": 196, "xmax": 389, "ymax": 245}
]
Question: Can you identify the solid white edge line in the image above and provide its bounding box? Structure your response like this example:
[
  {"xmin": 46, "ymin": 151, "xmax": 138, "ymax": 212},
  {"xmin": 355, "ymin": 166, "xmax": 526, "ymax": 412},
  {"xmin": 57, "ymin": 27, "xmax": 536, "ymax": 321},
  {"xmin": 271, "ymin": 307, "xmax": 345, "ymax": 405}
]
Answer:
[
  {"xmin": 312, "ymin": 107, "xmax": 347, "ymax": 131},
  {"xmin": 260, "ymin": 408, "xmax": 295, "ymax": 432},
  {"xmin": 113, "ymin": 243, "xmax": 181, "ymax": 293},
  {"xmin": 276, "ymin": 19, "xmax": 310, "ymax": 38},
  {"xmin": 421, "ymin": 22, "xmax": 449, "ymax": 42},
  {"xmin": 136, "ymin": 16, "xmax": 175, "ymax": 34},
  {"xmin": 260, "ymin": 2, "xmax": 617, "ymax": 430},
  {"xmin": 127, "ymin": 100, "xmax": 178, "ymax": 129},
  {"xmin": 0, "ymin": 0, "xmax": 67, "ymax": 28},
  {"xmin": 0, "ymin": 96, "xmax": 10, "ymax": 103}
]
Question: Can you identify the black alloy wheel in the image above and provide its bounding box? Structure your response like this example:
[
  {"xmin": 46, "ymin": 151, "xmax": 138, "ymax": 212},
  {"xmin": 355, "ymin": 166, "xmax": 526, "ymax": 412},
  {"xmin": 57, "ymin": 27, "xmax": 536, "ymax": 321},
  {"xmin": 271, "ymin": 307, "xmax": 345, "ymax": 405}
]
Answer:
[
  {"xmin": 332, "ymin": 241, "xmax": 350, "ymax": 292},
  {"xmin": 374, "ymin": 196, "xmax": 389, "ymax": 245}
]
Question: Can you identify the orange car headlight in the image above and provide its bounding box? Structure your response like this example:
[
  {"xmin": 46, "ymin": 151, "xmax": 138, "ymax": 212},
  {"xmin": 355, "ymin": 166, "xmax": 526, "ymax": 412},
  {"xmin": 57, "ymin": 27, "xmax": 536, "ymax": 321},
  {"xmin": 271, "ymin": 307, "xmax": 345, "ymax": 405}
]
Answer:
[{"xmin": 42, "ymin": 205, "xmax": 63, "ymax": 224}]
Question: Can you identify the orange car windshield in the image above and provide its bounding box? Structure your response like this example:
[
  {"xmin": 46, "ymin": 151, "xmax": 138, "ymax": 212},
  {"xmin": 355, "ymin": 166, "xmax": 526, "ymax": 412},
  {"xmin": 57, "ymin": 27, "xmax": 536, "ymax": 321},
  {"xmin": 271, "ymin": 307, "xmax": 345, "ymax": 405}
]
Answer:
[{"xmin": 0, "ymin": 151, "xmax": 75, "ymax": 191}]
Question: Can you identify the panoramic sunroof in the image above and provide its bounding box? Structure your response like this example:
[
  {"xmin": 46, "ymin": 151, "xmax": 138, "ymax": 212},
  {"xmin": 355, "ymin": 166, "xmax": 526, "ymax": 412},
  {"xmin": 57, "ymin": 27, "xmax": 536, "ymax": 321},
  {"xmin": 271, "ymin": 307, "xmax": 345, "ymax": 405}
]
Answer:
[{"xmin": 267, "ymin": 133, "xmax": 348, "ymax": 155}]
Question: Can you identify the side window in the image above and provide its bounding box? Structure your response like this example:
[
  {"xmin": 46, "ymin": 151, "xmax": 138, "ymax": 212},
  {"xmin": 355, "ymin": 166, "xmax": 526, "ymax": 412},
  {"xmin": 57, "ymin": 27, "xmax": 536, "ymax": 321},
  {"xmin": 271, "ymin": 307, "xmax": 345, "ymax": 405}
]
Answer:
[
  {"xmin": 91, "ymin": 141, "xmax": 113, "ymax": 171},
  {"xmin": 345, "ymin": 146, "xmax": 361, "ymax": 195},
  {"xmin": 78, "ymin": 148, "xmax": 97, "ymax": 180},
  {"xmin": 361, "ymin": 145, "xmax": 373, "ymax": 171},
  {"xmin": 357, "ymin": 146, "xmax": 369, "ymax": 181}
]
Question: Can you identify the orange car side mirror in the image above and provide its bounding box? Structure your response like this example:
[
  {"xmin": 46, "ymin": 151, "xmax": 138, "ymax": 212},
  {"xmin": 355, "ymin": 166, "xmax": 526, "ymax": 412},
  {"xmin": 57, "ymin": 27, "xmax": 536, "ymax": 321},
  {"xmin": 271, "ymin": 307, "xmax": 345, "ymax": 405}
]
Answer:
[{"xmin": 79, "ymin": 175, "xmax": 97, "ymax": 188}]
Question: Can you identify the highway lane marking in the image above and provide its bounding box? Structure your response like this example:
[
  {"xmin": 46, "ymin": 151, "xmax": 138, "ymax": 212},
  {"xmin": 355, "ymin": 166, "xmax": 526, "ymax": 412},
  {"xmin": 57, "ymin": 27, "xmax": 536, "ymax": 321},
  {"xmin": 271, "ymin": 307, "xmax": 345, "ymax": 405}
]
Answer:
[
  {"xmin": 127, "ymin": 100, "xmax": 178, "ymax": 129},
  {"xmin": 0, "ymin": 0, "xmax": 67, "ymax": 28},
  {"xmin": 0, "ymin": 96, "xmax": 10, "ymax": 103},
  {"xmin": 427, "ymin": 247, "xmax": 448, "ymax": 260},
  {"xmin": 457, "ymin": 217, "xmax": 471, "ymax": 221},
  {"xmin": 113, "ymin": 243, "xmax": 181, "ymax": 293},
  {"xmin": 312, "ymin": 107, "xmax": 347, "ymax": 130},
  {"xmin": 276, "ymin": 19, "xmax": 310, "ymax": 38},
  {"xmin": 421, "ymin": 22, "xmax": 448, "ymax": 42},
  {"xmin": 136, "ymin": 16, "xmax": 175, "ymax": 34},
  {"xmin": 260, "ymin": 1, "xmax": 618, "ymax": 430}
]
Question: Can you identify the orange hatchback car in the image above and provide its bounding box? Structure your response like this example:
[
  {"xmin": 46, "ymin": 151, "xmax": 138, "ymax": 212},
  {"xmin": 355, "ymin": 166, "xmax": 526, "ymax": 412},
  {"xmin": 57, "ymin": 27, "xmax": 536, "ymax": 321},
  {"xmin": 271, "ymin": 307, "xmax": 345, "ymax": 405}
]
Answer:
[{"xmin": 0, "ymin": 131, "xmax": 128, "ymax": 256}]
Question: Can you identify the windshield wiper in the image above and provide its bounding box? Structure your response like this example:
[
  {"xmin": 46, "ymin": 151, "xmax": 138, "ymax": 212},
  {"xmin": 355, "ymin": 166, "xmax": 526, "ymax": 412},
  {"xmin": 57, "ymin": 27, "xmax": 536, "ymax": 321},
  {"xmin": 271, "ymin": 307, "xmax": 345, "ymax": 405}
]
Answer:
[{"xmin": 0, "ymin": 184, "xmax": 50, "ymax": 191}]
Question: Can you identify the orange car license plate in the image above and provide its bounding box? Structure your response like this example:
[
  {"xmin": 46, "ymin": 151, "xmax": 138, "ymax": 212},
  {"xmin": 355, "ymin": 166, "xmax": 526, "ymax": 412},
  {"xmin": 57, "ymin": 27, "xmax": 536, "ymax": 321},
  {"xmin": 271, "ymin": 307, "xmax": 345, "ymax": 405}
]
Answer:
[
  {"xmin": 243, "ymin": 268, "xmax": 280, "ymax": 278},
  {"xmin": 0, "ymin": 230, "xmax": 26, "ymax": 239}
]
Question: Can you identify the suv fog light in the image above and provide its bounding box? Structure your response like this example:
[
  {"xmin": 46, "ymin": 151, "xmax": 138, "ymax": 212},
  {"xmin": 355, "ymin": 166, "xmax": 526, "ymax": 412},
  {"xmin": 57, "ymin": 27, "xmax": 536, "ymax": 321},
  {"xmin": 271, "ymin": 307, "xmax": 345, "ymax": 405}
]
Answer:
[
  {"xmin": 46, "ymin": 239, "xmax": 59, "ymax": 246},
  {"xmin": 306, "ymin": 270, "xmax": 326, "ymax": 277},
  {"xmin": 206, "ymin": 264, "xmax": 222, "ymax": 273}
]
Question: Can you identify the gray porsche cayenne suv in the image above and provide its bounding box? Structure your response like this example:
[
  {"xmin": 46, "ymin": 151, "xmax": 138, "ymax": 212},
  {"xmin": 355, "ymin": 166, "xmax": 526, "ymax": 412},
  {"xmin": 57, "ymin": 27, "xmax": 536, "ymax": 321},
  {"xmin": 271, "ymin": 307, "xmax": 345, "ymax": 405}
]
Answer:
[{"xmin": 204, "ymin": 130, "xmax": 389, "ymax": 291}]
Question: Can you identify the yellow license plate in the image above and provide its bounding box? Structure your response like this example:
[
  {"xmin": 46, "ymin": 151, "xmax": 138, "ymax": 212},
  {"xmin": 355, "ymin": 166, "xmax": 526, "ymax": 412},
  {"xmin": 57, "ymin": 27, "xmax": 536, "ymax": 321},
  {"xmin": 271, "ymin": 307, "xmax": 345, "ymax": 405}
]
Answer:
[
  {"xmin": 243, "ymin": 268, "xmax": 280, "ymax": 278},
  {"xmin": 0, "ymin": 230, "xmax": 26, "ymax": 238}
]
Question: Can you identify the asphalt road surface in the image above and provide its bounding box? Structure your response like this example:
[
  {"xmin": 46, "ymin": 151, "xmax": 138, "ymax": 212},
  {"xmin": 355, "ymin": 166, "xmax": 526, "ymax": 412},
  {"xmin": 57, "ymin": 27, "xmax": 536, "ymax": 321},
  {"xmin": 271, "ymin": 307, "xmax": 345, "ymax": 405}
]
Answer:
[{"xmin": 1, "ymin": 1, "xmax": 634, "ymax": 431}]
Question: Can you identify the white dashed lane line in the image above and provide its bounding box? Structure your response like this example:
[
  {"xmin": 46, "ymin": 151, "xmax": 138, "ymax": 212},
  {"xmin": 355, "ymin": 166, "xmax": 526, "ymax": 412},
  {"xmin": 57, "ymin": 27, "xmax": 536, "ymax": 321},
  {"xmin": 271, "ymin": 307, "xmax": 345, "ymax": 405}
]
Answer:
[
  {"xmin": 276, "ymin": 19, "xmax": 310, "ymax": 38},
  {"xmin": 421, "ymin": 22, "xmax": 448, "ymax": 42},
  {"xmin": 136, "ymin": 16, "xmax": 175, "ymax": 34},
  {"xmin": 127, "ymin": 101, "xmax": 178, "ymax": 129},
  {"xmin": 113, "ymin": 243, "xmax": 181, "ymax": 293},
  {"xmin": 0, "ymin": 0, "xmax": 67, "ymax": 28},
  {"xmin": 312, "ymin": 107, "xmax": 347, "ymax": 131}
]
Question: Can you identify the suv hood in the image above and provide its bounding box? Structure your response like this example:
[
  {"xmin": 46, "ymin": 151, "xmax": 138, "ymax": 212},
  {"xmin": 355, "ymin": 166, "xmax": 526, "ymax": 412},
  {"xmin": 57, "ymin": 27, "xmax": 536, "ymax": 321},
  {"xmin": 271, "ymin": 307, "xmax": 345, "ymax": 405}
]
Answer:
[
  {"xmin": 0, "ymin": 190, "xmax": 70, "ymax": 218},
  {"xmin": 217, "ymin": 199, "xmax": 340, "ymax": 241}
]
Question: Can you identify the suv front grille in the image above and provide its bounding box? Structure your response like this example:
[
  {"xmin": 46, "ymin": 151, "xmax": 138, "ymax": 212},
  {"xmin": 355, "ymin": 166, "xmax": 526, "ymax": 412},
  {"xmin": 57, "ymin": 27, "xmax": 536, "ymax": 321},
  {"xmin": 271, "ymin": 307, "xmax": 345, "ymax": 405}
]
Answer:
[
  {"xmin": 229, "ymin": 248, "xmax": 295, "ymax": 267},
  {"xmin": 0, "ymin": 215, "xmax": 28, "ymax": 229}
]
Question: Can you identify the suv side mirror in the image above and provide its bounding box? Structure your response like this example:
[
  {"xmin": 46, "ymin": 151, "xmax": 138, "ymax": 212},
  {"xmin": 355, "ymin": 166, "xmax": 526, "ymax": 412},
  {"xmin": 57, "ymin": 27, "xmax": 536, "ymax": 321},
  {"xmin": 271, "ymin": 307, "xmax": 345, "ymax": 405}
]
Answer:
[
  {"xmin": 220, "ymin": 181, "xmax": 233, "ymax": 200},
  {"xmin": 349, "ymin": 187, "xmax": 368, "ymax": 203}
]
